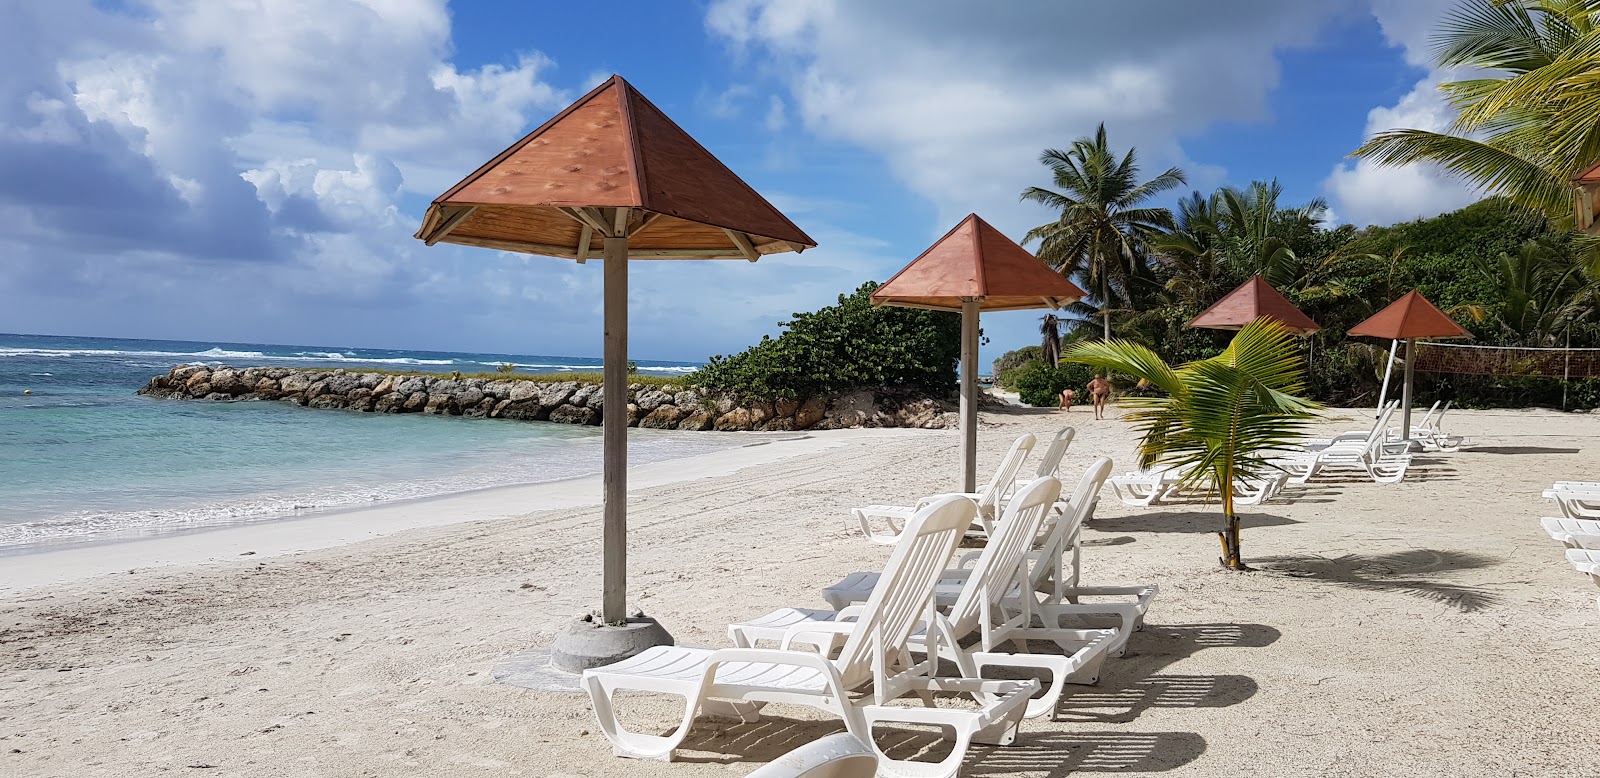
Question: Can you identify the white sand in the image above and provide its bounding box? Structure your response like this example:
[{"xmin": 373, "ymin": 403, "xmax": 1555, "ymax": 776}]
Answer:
[{"xmin": 2, "ymin": 406, "xmax": 1597, "ymax": 776}]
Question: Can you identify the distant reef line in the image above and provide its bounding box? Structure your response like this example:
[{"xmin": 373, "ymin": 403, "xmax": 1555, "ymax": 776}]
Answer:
[{"xmin": 137, "ymin": 365, "xmax": 961, "ymax": 431}]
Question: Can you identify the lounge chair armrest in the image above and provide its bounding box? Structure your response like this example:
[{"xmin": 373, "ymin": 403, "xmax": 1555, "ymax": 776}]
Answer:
[
  {"xmin": 777, "ymin": 622, "xmax": 862, "ymax": 650},
  {"xmin": 954, "ymin": 550, "xmax": 984, "ymax": 569}
]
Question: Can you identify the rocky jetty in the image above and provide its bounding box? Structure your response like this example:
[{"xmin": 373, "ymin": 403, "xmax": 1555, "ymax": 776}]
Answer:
[{"xmin": 137, "ymin": 365, "xmax": 960, "ymax": 431}]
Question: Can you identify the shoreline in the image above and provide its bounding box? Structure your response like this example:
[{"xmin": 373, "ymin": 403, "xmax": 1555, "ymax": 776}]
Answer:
[{"xmin": 0, "ymin": 427, "xmax": 921, "ymax": 593}]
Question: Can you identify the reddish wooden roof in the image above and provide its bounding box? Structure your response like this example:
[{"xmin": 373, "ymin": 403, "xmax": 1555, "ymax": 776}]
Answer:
[
  {"xmin": 871, "ymin": 214, "xmax": 1086, "ymax": 312},
  {"xmin": 414, "ymin": 75, "xmax": 814, "ymax": 259},
  {"xmin": 1574, "ymin": 160, "xmax": 1600, "ymax": 183},
  {"xmin": 1186, "ymin": 276, "xmax": 1320, "ymax": 336},
  {"xmin": 1348, "ymin": 290, "xmax": 1470, "ymax": 340}
]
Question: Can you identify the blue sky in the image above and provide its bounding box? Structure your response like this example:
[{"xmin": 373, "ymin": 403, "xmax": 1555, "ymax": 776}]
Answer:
[{"xmin": 0, "ymin": 0, "xmax": 1479, "ymax": 365}]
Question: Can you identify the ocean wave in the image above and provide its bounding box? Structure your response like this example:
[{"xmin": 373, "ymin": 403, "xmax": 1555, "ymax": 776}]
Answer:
[
  {"xmin": 476, "ymin": 361, "xmax": 697, "ymax": 374},
  {"xmin": 1, "ymin": 346, "xmax": 454, "ymax": 367}
]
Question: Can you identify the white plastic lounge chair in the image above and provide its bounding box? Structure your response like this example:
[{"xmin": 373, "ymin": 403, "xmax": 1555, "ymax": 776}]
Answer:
[
  {"xmin": 745, "ymin": 733, "xmax": 876, "ymax": 778},
  {"xmin": 1022, "ymin": 457, "xmax": 1159, "ymax": 656},
  {"xmin": 1283, "ymin": 404, "xmax": 1412, "ymax": 484},
  {"xmin": 1107, "ymin": 464, "xmax": 1180, "ymax": 507},
  {"xmin": 582, "ymin": 495, "xmax": 1036, "ymax": 777},
  {"xmin": 1567, "ymin": 549, "xmax": 1600, "ymax": 610},
  {"xmin": 854, "ymin": 433, "xmax": 1036, "ymax": 544},
  {"xmin": 1299, "ymin": 401, "xmax": 1398, "ymax": 449},
  {"xmin": 1541, "ymin": 517, "xmax": 1600, "ymax": 549},
  {"xmin": 1110, "ymin": 465, "xmax": 1287, "ymax": 507},
  {"xmin": 734, "ymin": 477, "xmax": 1116, "ymax": 721},
  {"xmin": 1009, "ymin": 427, "xmax": 1074, "ymax": 497},
  {"xmin": 1543, "ymin": 484, "xmax": 1600, "ymax": 519},
  {"xmin": 1386, "ymin": 400, "xmax": 1462, "ymax": 452},
  {"xmin": 826, "ymin": 458, "xmax": 1158, "ymax": 660}
]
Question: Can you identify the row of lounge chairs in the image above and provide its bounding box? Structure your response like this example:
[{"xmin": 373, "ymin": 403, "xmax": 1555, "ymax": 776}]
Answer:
[
  {"xmin": 580, "ymin": 440, "xmax": 1156, "ymax": 777},
  {"xmin": 1106, "ymin": 401, "xmax": 1466, "ymax": 508},
  {"xmin": 1541, "ymin": 482, "xmax": 1600, "ymax": 610}
]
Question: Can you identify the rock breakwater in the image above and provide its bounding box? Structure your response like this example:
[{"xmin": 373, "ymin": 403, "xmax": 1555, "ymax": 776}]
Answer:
[{"xmin": 137, "ymin": 365, "xmax": 960, "ymax": 431}]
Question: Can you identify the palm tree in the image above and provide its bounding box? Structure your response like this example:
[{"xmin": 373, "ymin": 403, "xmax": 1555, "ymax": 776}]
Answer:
[
  {"xmin": 1063, "ymin": 319, "xmax": 1319, "ymax": 569},
  {"xmin": 1476, "ymin": 238, "xmax": 1600, "ymax": 345},
  {"xmin": 1351, "ymin": 0, "xmax": 1600, "ymax": 221},
  {"xmin": 1040, "ymin": 314, "xmax": 1062, "ymax": 367},
  {"xmin": 1022, "ymin": 124, "xmax": 1186, "ymax": 340}
]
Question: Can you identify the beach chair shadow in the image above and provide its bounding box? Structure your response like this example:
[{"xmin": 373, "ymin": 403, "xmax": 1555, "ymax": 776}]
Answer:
[
  {"xmin": 1087, "ymin": 512, "xmax": 1300, "ymax": 534},
  {"xmin": 1054, "ymin": 674, "xmax": 1258, "ymax": 723},
  {"xmin": 962, "ymin": 731, "xmax": 1207, "ymax": 775},
  {"xmin": 1468, "ymin": 446, "xmax": 1581, "ymax": 455},
  {"xmin": 1256, "ymin": 549, "xmax": 1501, "ymax": 612}
]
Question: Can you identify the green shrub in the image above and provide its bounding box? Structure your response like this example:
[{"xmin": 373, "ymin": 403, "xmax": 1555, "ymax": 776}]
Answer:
[
  {"xmin": 1013, "ymin": 360, "xmax": 1099, "ymax": 407},
  {"xmin": 690, "ymin": 282, "xmax": 961, "ymax": 400},
  {"xmin": 991, "ymin": 346, "xmax": 1042, "ymax": 387},
  {"xmin": 495, "ymin": 362, "xmax": 517, "ymax": 373}
]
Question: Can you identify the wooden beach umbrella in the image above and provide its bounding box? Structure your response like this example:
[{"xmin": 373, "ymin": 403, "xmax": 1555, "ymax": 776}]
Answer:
[
  {"xmin": 1186, "ymin": 276, "xmax": 1321, "ymax": 336},
  {"xmin": 1348, "ymin": 290, "xmax": 1469, "ymax": 444},
  {"xmin": 415, "ymin": 76, "xmax": 815, "ymax": 647},
  {"xmin": 872, "ymin": 214, "xmax": 1086, "ymax": 492}
]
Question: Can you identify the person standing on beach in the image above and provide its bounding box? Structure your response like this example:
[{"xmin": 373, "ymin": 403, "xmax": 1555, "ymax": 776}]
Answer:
[
  {"xmin": 1087, "ymin": 374, "xmax": 1112, "ymax": 420},
  {"xmin": 1058, "ymin": 386, "xmax": 1075, "ymax": 411}
]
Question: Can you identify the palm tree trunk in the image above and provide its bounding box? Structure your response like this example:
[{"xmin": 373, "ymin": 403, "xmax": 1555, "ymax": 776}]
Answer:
[
  {"xmin": 1217, "ymin": 462, "xmax": 1247, "ymax": 570},
  {"xmin": 1101, "ymin": 273, "xmax": 1112, "ymax": 341}
]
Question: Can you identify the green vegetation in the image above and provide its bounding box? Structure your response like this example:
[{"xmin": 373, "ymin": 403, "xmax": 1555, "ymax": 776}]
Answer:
[
  {"xmin": 1352, "ymin": 0, "xmax": 1600, "ymax": 223},
  {"xmin": 495, "ymin": 362, "xmax": 517, "ymax": 373},
  {"xmin": 690, "ymin": 282, "xmax": 961, "ymax": 400},
  {"xmin": 1011, "ymin": 360, "xmax": 1097, "ymax": 407},
  {"xmin": 357, "ymin": 368, "xmax": 684, "ymax": 388},
  {"xmin": 1064, "ymin": 320, "xmax": 1319, "ymax": 569},
  {"xmin": 1022, "ymin": 123, "xmax": 1186, "ymax": 340}
]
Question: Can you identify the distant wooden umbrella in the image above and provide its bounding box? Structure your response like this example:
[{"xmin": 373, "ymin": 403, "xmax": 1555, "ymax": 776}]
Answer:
[
  {"xmin": 1186, "ymin": 276, "xmax": 1321, "ymax": 336},
  {"xmin": 1348, "ymin": 290, "xmax": 1469, "ymax": 444},
  {"xmin": 872, "ymin": 214, "xmax": 1086, "ymax": 492},
  {"xmin": 415, "ymin": 76, "xmax": 815, "ymax": 637}
]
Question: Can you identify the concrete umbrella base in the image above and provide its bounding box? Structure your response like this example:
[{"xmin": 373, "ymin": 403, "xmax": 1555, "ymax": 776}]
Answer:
[{"xmin": 549, "ymin": 615, "xmax": 675, "ymax": 673}]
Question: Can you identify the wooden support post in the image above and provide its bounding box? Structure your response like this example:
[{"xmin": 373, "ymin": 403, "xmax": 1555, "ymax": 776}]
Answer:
[
  {"xmin": 1401, "ymin": 338, "xmax": 1416, "ymax": 445},
  {"xmin": 602, "ymin": 234, "xmax": 629, "ymax": 625},
  {"xmin": 960, "ymin": 299, "xmax": 980, "ymax": 493}
]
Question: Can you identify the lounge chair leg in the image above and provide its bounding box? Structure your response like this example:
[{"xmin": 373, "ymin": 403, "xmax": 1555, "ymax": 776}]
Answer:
[{"xmin": 581, "ymin": 675, "xmax": 697, "ymax": 762}]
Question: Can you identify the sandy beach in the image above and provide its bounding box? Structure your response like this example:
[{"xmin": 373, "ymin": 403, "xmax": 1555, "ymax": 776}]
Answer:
[{"xmin": 3, "ymin": 405, "xmax": 1597, "ymax": 777}]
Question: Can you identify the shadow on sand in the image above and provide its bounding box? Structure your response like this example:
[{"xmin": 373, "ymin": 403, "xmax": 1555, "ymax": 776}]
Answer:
[
  {"xmin": 1088, "ymin": 511, "xmax": 1299, "ymax": 534},
  {"xmin": 669, "ymin": 623, "xmax": 1279, "ymax": 772},
  {"xmin": 1256, "ymin": 548, "xmax": 1502, "ymax": 612},
  {"xmin": 1467, "ymin": 446, "xmax": 1581, "ymax": 455}
]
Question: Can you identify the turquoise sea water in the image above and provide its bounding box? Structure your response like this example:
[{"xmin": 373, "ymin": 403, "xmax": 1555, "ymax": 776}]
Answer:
[{"xmin": 0, "ymin": 333, "xmax": 738, "ymax": 551}]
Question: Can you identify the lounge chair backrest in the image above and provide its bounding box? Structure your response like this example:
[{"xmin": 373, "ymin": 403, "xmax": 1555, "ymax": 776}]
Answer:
[
  {"xmin": 1031, "ymin": 428, "xmax": 1075, "ymax": 479},
  {"xmin": 1363, "ymin": 403, "xmax": 1397, "ymax": 448},
  {"xmin": 946, "ymin": 476, "xmax": 1062, "ymax": 636},
  {"xmin": 977, "ymin": 433, "xmax": 1036, "ymax": 511},
  {"xmin": 833, "ymin": 494, "xmax": 972, "ymax": 689},
  {"xmin": 1416, "ymin": 400, "xmax": 1442, "ymax": 429},
  {"xmin": 1033, "ymin": 457, "xmax": 1114, "ymax": 577}
]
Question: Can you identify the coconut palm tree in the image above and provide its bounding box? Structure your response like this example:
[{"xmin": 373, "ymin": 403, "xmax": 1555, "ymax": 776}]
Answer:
[
  {"xmin": 1063, "ymin": 319, "xmax": 1319, "ymax": 569},
  {"xmin": 1040, "ymin": 313, "xmax": 1062, "ymax": 367},
  {"xmin": 1351, "ymin": 0, "xmax": 1600, "ymax": 221},
  {"xmin": 1022, "ymin": 124, "xmax": 1186, "ymax": 340}
]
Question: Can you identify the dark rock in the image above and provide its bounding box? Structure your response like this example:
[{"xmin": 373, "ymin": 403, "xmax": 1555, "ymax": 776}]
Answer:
[
  {"xmin": 202, "ymin": 392, "xmax": 231, "ymax": 401},
  {"xmin": 677, "ymin": 409, "xmax": 716, "ymax": 431},
  {"xmin": 496, "ymin": 399, "xmax": 546, "ymax": 421},
  {"xmin": 794, "ymin": 397, "xmax": 827, "ymax": 429},
  {"xmin": 255, "ymin": 378, "xmax": 280, "ymax": 395},
  {"xmin": 280, "ymin": 373, "xmax": 314, "ymax": 394},
  {"xmin": 714, "ymin": 408, "xmax": 755, "ymax": 431},
  {"xmin": 208, "ymin": 369, "xmax": 247, "ymax": 395},
  {"xmin": 636, "ymin": 389, "xmax": 671, "ymax": 412},
  {"xmin": 423, "ymin": 393, "xmax": 454, "ymax": 415},
  {"xmin": 463, "ymin": 397, "xmax": 495, "ymax": 418},
  {"xmin": 308, "ymin": 394, "xmax": 347, "ymax": 410},
  {"xmin": 402, "ymin": 391, "xmax": 428, "ymax": 412},
  {"xmin": 625, "ymin": 402, "xmax": 640, "ymax": 427},
  {"xmin": 568, "ymin": 384, "xmax": 596, "ymax": 408},
  {"xmin": 775, "ymin": 398, "xmax": 799, "ymax": 418},
  {"xmin": 640, "ymin": 405, "xmax": 684, "ymax": 429},
  {"xmin": 374, "ymin": 393, "xmax": 406, "ymax": 413},
  {"xmin": 548, "ymin": 404, "xmax": 597, "ymax": 425}
]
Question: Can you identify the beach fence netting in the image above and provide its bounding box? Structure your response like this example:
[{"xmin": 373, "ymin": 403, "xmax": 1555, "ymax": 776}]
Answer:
[{"xmin": 1414, "ymin": 342, "xmax": 1600, "ymax": 378}]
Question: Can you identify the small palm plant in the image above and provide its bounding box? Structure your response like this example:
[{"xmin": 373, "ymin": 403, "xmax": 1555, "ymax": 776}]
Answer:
[{"xmin": 1063, "ymin": 319, "xmax": 1319, "ymax": 569}]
